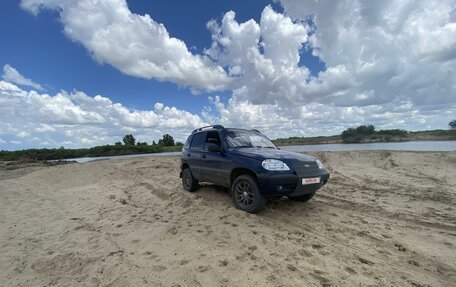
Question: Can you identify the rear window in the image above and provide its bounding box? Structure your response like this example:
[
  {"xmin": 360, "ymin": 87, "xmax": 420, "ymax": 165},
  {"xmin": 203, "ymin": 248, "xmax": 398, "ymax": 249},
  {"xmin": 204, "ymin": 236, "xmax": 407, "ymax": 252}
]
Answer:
[{"xmin": 190, "ymin": 132, "xmax": 206, "ymax": 150}]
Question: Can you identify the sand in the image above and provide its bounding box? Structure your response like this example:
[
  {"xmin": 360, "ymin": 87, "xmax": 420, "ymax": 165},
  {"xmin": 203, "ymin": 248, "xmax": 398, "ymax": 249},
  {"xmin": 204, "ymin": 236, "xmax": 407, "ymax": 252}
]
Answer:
[{"xmin": 0, "ymin": 151, "xmax": 455, "ymax": 287}]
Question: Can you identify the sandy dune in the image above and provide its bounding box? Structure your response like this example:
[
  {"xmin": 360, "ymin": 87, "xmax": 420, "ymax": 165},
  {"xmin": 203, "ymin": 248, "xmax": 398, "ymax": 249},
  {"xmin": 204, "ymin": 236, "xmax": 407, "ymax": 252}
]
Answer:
[{"xmin": 0, "ymin": 151, "xmax": 455, "ymax": 287}]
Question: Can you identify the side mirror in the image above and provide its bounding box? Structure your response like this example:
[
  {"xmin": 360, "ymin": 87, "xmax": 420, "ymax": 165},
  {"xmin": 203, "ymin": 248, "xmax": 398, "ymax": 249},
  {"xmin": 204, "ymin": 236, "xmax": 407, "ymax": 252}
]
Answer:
[{"xmin": 207, "ymin": 143, "xmax": 222, "ymax": 153}]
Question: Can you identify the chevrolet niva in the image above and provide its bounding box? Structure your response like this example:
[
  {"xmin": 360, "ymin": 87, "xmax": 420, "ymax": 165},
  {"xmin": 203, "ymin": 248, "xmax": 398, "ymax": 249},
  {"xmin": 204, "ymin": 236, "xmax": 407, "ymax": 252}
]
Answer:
[{"xmin": 180, "ymin": 125, "xmax": 330, "ymax": 213}]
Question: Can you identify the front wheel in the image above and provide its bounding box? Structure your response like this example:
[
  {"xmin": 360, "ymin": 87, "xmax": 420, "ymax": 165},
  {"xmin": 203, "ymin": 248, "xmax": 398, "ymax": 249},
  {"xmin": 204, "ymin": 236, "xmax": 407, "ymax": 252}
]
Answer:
[
  {"xmin": 182, "ymin": 168, "xmax": 198, "ymax": 192},
  {"xmin": 288, "ymin": 192, "xmax": 315, "ymax": 202},
  {"xmin": 232, "ymin": 175, "xmax": 266, "ymax": 214}
]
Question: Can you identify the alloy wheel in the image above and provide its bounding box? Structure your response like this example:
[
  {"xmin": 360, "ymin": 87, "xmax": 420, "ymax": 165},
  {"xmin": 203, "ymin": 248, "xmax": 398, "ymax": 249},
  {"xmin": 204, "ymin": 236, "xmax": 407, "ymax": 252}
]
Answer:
[{"xmin": 235, "ymin": 181, "xmax": 254, "ymax": 206}]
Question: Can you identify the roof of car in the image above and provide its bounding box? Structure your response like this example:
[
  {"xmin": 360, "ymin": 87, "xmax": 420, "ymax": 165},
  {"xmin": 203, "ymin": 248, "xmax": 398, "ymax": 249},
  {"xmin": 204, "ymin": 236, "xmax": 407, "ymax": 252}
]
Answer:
[
  {"xmin": 192, "ymin": 126, "xmax": 261, "ymax": 134},
  {"xmin": 192, "ymin": 125, "xmax": 224, "ymax": 133}
]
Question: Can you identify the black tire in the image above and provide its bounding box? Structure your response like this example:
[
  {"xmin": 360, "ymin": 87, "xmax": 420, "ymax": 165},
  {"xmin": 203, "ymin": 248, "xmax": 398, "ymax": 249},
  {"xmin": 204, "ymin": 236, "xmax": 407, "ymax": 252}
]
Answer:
[
  {"xmin": 232, "ymin": 175, "xmax": 266, "ymax": 214},
  {"xmin": 182, "ymin": 168, "xmax": 198, "ymax": 192},
  {"xmin": 289, "ymin": 192, "xmax": 315, "ymax": 202}
]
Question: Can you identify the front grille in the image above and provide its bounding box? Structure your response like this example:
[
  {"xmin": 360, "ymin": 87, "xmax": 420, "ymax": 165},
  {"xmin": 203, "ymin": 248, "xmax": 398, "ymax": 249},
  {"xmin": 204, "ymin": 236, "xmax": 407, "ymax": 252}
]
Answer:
[{"xmin": 291, "ymin": 160, "xmax": 320, "ymax": 174}]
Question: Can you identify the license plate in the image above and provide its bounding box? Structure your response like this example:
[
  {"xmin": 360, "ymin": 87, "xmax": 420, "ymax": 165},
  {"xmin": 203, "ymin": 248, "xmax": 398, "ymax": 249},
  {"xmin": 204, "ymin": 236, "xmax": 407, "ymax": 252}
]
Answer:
[{"xmin": 302, "ymin": 177, "xmax": 320, "ymax": 185}]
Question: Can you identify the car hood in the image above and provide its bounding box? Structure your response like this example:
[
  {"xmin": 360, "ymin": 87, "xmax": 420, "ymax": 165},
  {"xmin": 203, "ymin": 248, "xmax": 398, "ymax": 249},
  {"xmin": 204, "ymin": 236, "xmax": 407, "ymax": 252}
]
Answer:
[{"xmin": 229, "ymin": 147, "xmax": 316, "ymax": 162}]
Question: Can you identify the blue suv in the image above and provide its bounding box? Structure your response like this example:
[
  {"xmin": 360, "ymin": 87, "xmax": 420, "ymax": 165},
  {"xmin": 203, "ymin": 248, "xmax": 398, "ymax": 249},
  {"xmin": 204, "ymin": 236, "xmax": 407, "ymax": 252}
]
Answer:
[{"xmin": 180, "ymin": 125, "xmax": 330, "ymax": 213}]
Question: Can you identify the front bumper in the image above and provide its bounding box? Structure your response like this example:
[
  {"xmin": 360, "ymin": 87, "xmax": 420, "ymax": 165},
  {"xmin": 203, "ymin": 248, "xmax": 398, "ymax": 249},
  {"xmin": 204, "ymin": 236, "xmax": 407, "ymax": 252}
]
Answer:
[{"xmin": 257, "ymin": 169, "xmax": 330, "ymax": 197}]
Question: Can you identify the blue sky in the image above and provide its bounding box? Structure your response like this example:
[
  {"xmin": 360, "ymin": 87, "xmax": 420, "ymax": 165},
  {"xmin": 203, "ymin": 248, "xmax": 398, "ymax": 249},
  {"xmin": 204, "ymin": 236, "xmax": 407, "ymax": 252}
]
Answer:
[{"xmin": 0, "ymin": 0, "xmax": 454, "ymax": 150}]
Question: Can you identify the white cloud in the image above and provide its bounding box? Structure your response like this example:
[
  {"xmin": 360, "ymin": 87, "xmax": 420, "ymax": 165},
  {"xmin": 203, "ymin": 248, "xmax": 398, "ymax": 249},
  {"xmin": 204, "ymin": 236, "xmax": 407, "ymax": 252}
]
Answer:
[
  {"xmin": 35, "ymin": 124, "xmax": 56, "ymax": 133},
  {"xmin": 17, "ymin": 131, "xmax": 31, "ymax": 138},
  {"xmin": 2, "ymin": 64, "xmax": 45, "ymax": 91},
  {"xmin": 20, "ymin": 0, "xmax": 230, "ymax": 92},
  {"xmin": 205, "ymin": 6, "xmax": 311, "ymax": 106},
  {"xmin": 205, "ymin": 95, "xmax": 455, "ymax": 139},
  {"xmin": 0, "ymin": 80, "xmax": 207, "ymax": 148},
  {"xmin": 0, "ymin": 75, "xmax": 453, "ymax": 150},
  {"xmin": 0, "ymin": 138, "xmax": 6, "ymax": 145},
  {"xmin": 154, "ymin": 102, "xmax": 165, "ymax": 111},
  {"xmin": 278, "ymin": 0, "xmax": 456, "ymax": 106},
  {"xmin": 205, "ymin": 3, "xmax": 456, "ymax": 108}
]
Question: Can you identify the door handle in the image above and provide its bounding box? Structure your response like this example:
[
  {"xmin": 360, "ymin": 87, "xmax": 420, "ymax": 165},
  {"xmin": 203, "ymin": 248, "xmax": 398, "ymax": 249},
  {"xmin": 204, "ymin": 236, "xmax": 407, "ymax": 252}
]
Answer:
[{"xmin": 201, "ymin": 154, "xmax": 207, "ymax": 159}]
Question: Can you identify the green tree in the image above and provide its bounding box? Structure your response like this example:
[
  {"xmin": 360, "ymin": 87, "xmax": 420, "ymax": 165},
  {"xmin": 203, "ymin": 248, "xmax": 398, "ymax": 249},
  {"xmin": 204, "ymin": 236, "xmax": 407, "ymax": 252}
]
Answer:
[
  {"xmin": 341, "ymin": 128, "xmax": 356, "ymax": 139},
  {"xmin": 160, "ymin": 134, "xmax": 175, "ymax": 146},
  {"xmin": 355, "ymin": 124, "xmax": 375, "ymax": 135},
  {"xmin": 341, "ymin": 125, "xmax": 375, "ymax": 143},
  {"xmin": 114, "ymin": 142, "xmax": 122, "ymax": 146},
  {"xmin": 152, "ymin": 140, "xmax": 157, "ymax": 146},
  {"xmin": 122, "ymin": 134, "xmax": 136, "ymax": 146},
  {"xmin": 136, "ymin": 142, "xmax": 147, "ymax": 146},
  {"xmin": 449, "ymin": 119, "xmax": 456, "ymax": 130}
]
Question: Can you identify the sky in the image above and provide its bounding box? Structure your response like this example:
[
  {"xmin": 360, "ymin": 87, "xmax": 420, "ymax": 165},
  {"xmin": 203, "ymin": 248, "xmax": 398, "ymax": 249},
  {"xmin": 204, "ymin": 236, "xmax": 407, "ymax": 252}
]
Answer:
[{"xmin": 0, "ymin": 0, "xmax": 455, "ymax": 150}]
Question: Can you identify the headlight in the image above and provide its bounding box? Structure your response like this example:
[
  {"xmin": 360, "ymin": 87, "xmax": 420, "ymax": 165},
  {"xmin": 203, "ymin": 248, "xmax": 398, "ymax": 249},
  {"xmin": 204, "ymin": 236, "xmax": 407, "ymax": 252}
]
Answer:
[
  {"xmin": 262, "ymin": 159, "xmax": 290, "ymax": 171},
  {"xmin": 316, "ymin": 159, "xmax": 325, "ymax": 169}
]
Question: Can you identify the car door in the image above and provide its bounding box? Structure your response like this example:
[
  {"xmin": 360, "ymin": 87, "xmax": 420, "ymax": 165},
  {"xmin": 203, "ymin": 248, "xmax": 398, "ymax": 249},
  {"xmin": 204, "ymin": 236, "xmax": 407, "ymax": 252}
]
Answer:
[
  {"xmin": 200, "ymin": 131, "xmax": 230, "ymax": 186},
  {"xmin": 187, "ymin": 131, "xmax": 206, "ymax": 180}
]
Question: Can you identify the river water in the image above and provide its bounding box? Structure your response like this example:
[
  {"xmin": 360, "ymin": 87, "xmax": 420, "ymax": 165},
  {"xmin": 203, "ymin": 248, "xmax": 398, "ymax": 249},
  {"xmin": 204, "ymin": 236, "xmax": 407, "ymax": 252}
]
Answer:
[
  {"xmin": 280, "ymin": 140, "xmax": 456, "ymax": 153},
  {"xmin": 67, "ymin": 140, "xmax": 455, "ymax": 163}
]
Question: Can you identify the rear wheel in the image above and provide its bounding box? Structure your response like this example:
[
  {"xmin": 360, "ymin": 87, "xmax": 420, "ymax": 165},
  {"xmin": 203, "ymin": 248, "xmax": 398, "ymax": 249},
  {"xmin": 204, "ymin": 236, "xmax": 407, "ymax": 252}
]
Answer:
[
  {"xmin": 182, "ymin": 168, "xmax": 198, "ymax": 192},
  {"xmin": 288, "ymin": 192, "xmax": 315, "ymax": 202},
  {"xmin": 232, "ymin": 175, "xmax": 266, "ymax": 214}
]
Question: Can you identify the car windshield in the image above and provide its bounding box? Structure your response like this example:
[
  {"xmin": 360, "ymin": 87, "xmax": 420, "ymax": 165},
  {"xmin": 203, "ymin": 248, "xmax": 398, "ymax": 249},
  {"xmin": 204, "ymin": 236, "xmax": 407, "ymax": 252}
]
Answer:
[{"xmin": 224, "ymin": 129, "xmax": 277, "ymax": 149}]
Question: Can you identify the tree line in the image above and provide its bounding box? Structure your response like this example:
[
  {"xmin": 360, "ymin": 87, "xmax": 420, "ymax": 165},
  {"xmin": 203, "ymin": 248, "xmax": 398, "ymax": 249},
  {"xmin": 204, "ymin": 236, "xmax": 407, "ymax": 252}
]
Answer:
[
  {"xmin": 341, "ymin": 120, "xmax": 456, "ymax": 143},
  {"xmin": 0, "ymin": 134, "xmax": 183, "ymax": 161},
  {"xmin": 116, "ymin": 134, "xmax": 182, "ymax": 147},
  {"xmin": 341, "ymin": 125, "xmax": 410, "ymax": 143}
]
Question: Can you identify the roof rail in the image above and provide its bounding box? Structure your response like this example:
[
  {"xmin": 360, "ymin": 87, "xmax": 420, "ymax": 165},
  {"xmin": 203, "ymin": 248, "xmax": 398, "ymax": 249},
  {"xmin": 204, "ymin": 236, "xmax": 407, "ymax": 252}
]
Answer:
[
  {"xmin": 251, "ymin": 129, "xmax": 260, "ymax": 133},
  {"xmin": 192, "ymin": 125, "xmax": 225, "ymax": 133}
]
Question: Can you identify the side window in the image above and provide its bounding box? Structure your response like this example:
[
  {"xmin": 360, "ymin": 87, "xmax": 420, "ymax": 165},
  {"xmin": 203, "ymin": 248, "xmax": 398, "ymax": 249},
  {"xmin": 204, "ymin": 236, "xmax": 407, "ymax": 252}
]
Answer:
[
  {"xmin": 190, "ymin": 132, "xmax": 206, "ymax": 150},
  {"xmin": 205, "ymin": 131, "xmax": 221, "ymax": 148}
]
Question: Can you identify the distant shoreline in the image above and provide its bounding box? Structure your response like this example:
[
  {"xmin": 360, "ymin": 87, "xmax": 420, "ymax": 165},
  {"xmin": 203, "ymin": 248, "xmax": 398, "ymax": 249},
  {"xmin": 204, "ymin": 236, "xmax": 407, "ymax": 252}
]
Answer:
[
  {"xmin": 274, "ymin": 137, "xmax": 456, "ymax": 146},
  {"xmin": 0, "ymin": 144, "xmax": 183, "ymax": 162},
  {"xmin": 273, "ymin": 129, "xmax": 455, "ymax": 146}
]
